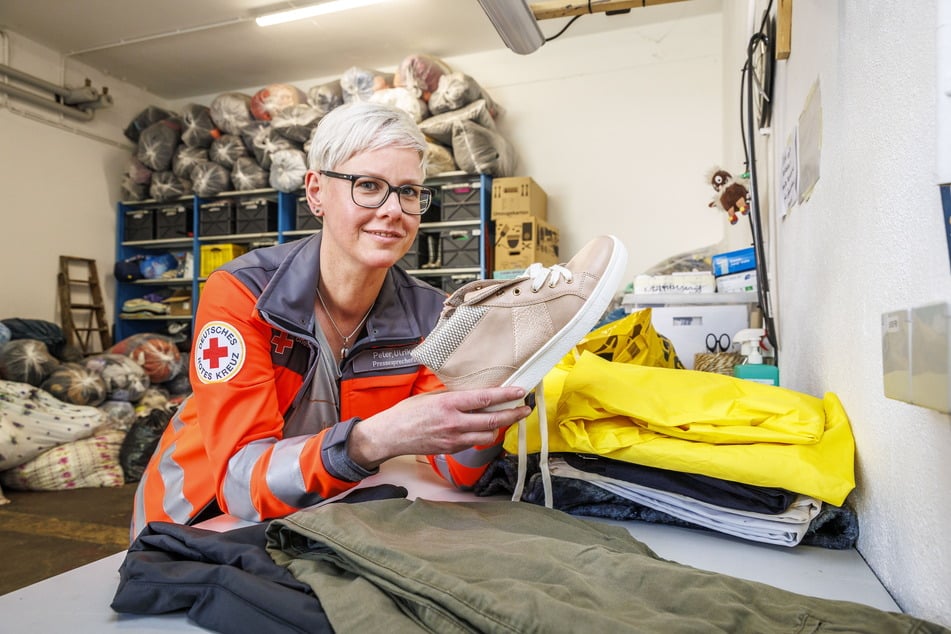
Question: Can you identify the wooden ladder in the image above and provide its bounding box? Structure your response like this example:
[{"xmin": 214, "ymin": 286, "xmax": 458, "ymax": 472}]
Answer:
[{"xmin": 58, "ymin": 256, "xmax": 112, "ymax": 355}]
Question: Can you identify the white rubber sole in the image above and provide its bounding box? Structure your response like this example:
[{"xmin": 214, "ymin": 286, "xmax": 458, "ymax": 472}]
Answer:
[{"xmin": 502, "ymin": 235, "xmax": 628, "ymax": 393}]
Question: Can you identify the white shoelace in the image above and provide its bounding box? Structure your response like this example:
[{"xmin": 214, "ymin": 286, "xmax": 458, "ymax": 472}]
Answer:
[
  {"xmin": 511, "ymin": 378, "xmax": 553, "ymax": 509},
  {"xmin": 524, "ymin": 262, "xmax": 572, "ymax": 292}
]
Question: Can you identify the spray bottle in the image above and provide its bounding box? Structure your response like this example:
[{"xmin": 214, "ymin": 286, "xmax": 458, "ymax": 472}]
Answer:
[{"xmin": 732, "ymin": 328, "xmax": 780, "ymax": 386}]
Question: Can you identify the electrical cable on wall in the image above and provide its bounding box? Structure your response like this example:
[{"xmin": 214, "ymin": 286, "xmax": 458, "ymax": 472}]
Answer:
[{"xmin": 740, "ymin": 0, "xmax": 779, "ymax": 353}]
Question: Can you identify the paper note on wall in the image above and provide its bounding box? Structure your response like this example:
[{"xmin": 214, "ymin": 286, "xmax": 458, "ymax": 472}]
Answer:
[
  {"xmin": 781, "ymin": 129, "xmax": 799, "ymax": 217},
  {"xmin": 798, "ymin": 79, "xmax": 822, "ymax": 203}
]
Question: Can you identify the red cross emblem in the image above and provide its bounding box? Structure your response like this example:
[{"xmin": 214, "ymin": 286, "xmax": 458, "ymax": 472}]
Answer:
[
  {"xmin": 202, "ymin": 337, "xmax": 229, "ymax": 369},
  {"xmin": 195, "ymin": 321, "xmax": 246, "ymax": 384},
  {"xmin": 271, "ymin": 331, "xmax": 294, "ymax": 355}
]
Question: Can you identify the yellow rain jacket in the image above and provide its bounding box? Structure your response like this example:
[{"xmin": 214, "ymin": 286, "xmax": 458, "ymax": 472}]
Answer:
[{"xmin": 503, "ymin": 351, "xmax": 855, "ymax": 506}]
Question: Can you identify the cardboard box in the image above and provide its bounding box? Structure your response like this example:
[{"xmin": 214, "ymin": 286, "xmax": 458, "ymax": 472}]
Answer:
[
  {"xmin": 494, "ymin": 215, "xmax": 559, "ymax": 270},
  {"xmin": 491, "ymin": 176, "xmax": 547, "ymax": 220},
  {"xmin": 712, "ymin": 247, "xmax": 756, "ymax": 277},
  {"xmin": 716, "ymin": 270, "xmax": 757, "ymax": 293}
]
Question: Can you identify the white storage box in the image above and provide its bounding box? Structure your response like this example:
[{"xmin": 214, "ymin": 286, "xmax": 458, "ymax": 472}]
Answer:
[{"xmin": 649, "ymin": 304, "xmax": 750, "ymax": 370}]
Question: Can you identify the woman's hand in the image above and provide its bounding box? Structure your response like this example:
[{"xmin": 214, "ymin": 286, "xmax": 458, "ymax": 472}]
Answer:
[{"xmin": 346, "ymin": 386, "xmax": 531, "ymax": 470}]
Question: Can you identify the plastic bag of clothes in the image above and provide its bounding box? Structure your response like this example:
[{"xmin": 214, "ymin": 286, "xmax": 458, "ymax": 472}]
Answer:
[
  {"xmin": 451, "ymin": 119, "xmax": 517, "ymax": 177},
  {"xmin": 429, "ymin": 73, "xmax": 502, "ymax": 118},
  {"xmin": 172, "ymin": 145, "xmax": 208, "ymax": 180},
  {"xmin": 1, "ymin": 428, "xmax": 126, "ymax": 491},
  {"xmin": 340, "ymin": 67, "xmax": 392, "ymax": 103},
  {"xmin": 307, "ymin": 79, "xmax": 344, "ymax": 116},
  {"xmin": 425, "ymin": 141, "xmax": 457, "ymax": 178},
  {"xmin": 149, "ymin": 171, "xmax": 192, "ymax": 202},
  {"xmin": 208, "ymin": 134, "xmax": 249, "ymax": 169},
  {"xmin": 41, "ymin": 362, "xmax": 108, "ymax": 406},
  {"xmin": 232, "ymin": 156, "xmax": 270, "ymax": 191},
  {"xmin": 0, "ymin": 339, "xmax": 59, "ymax": 386},
  {"xmin": 125, "ymin": 156, "xmax": 154, "ymax": 185},
  {"xmin": 136, "ymin": 119, "xmax": 183, "ymax": 172},
  {"xmin": 83, "ymin": 353, "xmax": 150, "ymax": 402},
  {"xmin": 393, "ymin": 53, "xmax": 451, "ymax": 102},
  {"xmin": 122, "ymin": 157, "xmax": 153, "ymax": 201},
  {"xmin": 243, "ymin": 124, "xmax": 298, "ymax": 170},
  {"xmin": 191, "ymin": 160, "xmax": 232, "ymax": 197},
  {"xmin": 99, "ymin": 399, "xmax": 137, "ymax": 430},
  {"xmin": 1, "ymin": 319, "xmax": 67, "ymax": 359},
  {"xmin": 110, "ymin": 333, "xmax": 184, "ymax": 384},
  {"xmin": 419, "ymin": 98, "xmax": 497, "ymax": 146},
  {"xmin": 370, "ymin": 87, "xmax": 428, "ymax": 122},
  {"xmin": 120, "ymin": 407, "xmax": 172, "ymax": 482},
  {"xmin": 0, "ymin": 380, "xmax": 113, "ymax": 471},
  {"xmin": 269, "ymin": 149, "xmax": 308, "ymax": 193},
  {"xmin": 181, "ymin": 103, "xmax": 220, "ymax": 148},
  {"xmin": 250, "ymin": 83, "xmax": 307, "ymax": 121},
  {"xmin": 124, "ymin": 106, "xmax": 177, "ymax": 143},
  {"xmin": 271, "ymin": 104, "xmax": 321, "ymax": 143},
  {"xmin": 121, "ymin": 176, "xmax": 147, "ymax": 202},
  {"xmin": 210, "ymin": 92, "xmax": 253, "ymax": 136}
]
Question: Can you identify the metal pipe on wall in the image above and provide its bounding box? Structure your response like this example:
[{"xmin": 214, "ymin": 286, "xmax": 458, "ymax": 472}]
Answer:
[{"xmin": 0, "ymin": 80, "xmax": 94, "ymax": 121}]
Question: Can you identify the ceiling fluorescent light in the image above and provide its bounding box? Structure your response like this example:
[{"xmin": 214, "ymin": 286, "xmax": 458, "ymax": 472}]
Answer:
[
  {"xmin": 256, "ymin": 0, "xmax": 391, "ymax": 27},
  {"xmin": 477, "ymin": 0, "xmax": 545, "ymax": 55}
]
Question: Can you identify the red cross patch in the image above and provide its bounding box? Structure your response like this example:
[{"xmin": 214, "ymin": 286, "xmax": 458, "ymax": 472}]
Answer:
[
  {"xmin": 271, "ymin": 331, "xmax": 294, "ymax": 355},
  {"xmin": 194, "ymin": 321, "xmax": 246, "ymax": 383}
]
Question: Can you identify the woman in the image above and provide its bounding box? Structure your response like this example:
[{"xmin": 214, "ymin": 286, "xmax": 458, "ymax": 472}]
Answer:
[{"xmin": 132, "ymin": 102, "xmax": 530, "ymax": 539}]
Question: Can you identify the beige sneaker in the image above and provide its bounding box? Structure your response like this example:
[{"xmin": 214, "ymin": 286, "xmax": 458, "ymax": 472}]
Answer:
[
  {"xmin": 412, "ymin": 235, "xmax": 628, "ymax": 393},
  {"xmin": 412, "ymin": 235, "xmax": 628, "ymax": 508}
]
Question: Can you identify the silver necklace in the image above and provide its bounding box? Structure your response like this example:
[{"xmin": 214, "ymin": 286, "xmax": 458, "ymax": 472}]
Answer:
[{"xmin": 316, "ymin": 286, "xmax": 373, "ymax": 359}]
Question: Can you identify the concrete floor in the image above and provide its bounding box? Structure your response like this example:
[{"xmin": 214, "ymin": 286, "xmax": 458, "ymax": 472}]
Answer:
[{"xmin": 0, "ymin": 483, "xmax": 137, "ymax": 595}]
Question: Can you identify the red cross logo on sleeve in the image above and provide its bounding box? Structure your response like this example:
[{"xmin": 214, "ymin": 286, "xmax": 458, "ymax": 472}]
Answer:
[
  {"xmin": 271, "ymin": 331, "xmax": 294, "ymax": 355},
  {"xmin": 195, "ymin": 321, "xmax": 246, "ymax": 383},
  {"xmin": 202, "ymin": 337, "xmax": 230, "ymax": 368}
]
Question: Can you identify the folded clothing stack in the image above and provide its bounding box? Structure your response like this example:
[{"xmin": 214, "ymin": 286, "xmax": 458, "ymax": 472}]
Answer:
[{"xmin": 121, "ymin": 298, "xmax": 170, "ymax": 316}]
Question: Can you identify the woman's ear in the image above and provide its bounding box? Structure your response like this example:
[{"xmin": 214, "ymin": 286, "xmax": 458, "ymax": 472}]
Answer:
[{"xmin": 304, "ymin": 170, "xmax": 323, "ymax": 216}]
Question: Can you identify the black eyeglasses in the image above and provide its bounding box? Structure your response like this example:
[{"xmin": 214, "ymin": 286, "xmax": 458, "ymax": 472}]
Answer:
[{"xmin": 320, "ymin": 170, "xmax": 434, "ymax": 216}]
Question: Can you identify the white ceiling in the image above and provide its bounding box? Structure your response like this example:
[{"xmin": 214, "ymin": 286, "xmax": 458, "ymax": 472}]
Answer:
[{"xmin": 0, "ymin": 0, "xmax": 713, "ymax": 100}]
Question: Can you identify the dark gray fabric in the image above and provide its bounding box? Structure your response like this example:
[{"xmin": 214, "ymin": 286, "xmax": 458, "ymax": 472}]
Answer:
[
  {"xmin": 113, "ymin": 484, "xmax": 407, "ymax": 633},
  {"xmin": 475, "ymin": 454, "xmax": 860, "ymax": 549},
  {"xmin": 266, "ymin": 498, "xmax": 946, "ymax": 634}
]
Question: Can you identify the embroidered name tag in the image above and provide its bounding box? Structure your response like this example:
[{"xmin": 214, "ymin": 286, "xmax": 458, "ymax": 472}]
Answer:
[{"xmin": 351, "ymin": 346, "xmax": 418, "ymax": 373}]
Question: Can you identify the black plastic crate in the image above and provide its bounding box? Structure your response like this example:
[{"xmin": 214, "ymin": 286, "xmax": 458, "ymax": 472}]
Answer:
[
  {"xmin": 123, "ymin": 209, "xmax": 154, "ymax": 242},
  {"xmin": 235, "ymin": 198, "xmax": 278, "ymax": 233},
  {"xmin": 440, "ymin": 181, "xmax": 482, "ymax": 221},
  {"xmin": 440, "ymin": 229, "xmax": 481, "ymax": 268},
  {"xmin": 154, "ymin": 204, "xmax": 192, "ymax": 239},
  {"xmin": 397, "ymin": 244, "xmax": 419, "ymax": 270},
  {"xmin": 296, "ymin": 196, "xmax": 322, "ymax": 231},
  {"xmin": 199, "ymin": 200, "xmax": 234, "ymax": 236},
  {"xmin": 443, "ymin": 273, "xmax": 478, "ymax": 293}
]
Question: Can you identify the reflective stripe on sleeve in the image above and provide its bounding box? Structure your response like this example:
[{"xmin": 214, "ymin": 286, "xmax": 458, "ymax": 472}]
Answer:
[
  {"xmin": 266, "ymin": 436, "xmax": 329, "ymax": 509},
  {"xmin": 222, "ymin": 439, "xmax": 272, "ymax": 520}
]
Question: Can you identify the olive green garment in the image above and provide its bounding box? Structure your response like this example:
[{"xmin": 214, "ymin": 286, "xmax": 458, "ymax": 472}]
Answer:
[{"xmin": 266, "ymin": 499, "xmax": 947, "ymax": 634}]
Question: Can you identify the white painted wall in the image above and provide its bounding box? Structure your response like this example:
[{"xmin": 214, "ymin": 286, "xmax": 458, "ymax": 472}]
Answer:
[
  {"xmin": 750, "ymin": 0, "xmax": 951, "ymax": 625},
  {"xmin": 0, "ymin": 30, "xmax": 169, "ymax": 326}
]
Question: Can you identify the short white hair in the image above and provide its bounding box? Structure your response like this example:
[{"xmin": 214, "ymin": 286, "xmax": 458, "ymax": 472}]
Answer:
[{"xmin": 307, "ymin": 101, "xmax": 428, "ymax": 173}]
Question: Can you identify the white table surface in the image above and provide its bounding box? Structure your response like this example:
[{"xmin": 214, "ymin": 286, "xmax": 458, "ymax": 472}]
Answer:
[{"xmin": 0, "ymin": 455, "xmax": 900, "ymax": 632}]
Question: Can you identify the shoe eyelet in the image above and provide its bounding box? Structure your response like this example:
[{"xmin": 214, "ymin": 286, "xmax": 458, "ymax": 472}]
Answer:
[{"xmin": 513, "ymin": 288, "xmax": 521, "ymax": 295}]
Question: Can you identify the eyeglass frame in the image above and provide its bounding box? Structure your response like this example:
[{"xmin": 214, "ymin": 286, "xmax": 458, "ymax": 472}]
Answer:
[{"xmin": 319, "ymin": 169, "xmax": 434, "ymax": 216}]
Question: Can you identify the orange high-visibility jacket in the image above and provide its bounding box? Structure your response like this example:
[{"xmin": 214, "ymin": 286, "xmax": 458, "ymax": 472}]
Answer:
[{"xmin": 132, "ymin": 233, "xmax": 500, "ymax": 539}]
